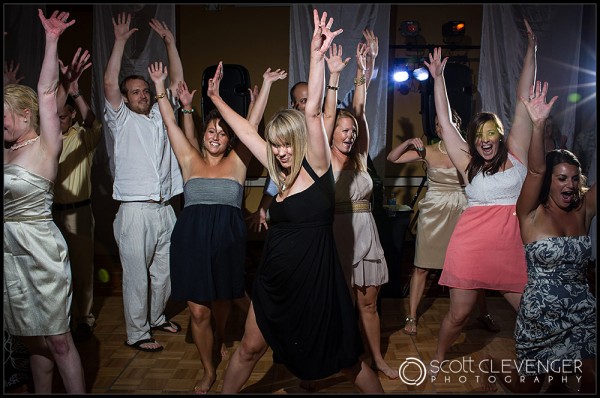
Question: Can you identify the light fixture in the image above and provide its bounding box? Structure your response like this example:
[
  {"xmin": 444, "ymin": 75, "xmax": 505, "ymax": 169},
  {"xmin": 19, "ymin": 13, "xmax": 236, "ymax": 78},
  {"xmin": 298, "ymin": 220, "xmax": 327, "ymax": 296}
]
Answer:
[
  {"xmin": 412, "ymin": 67, "xmax": 429, "ymax": 82},
  {"xmin": 393, "ymin": 67, "xmax": 410, "ymax": 83},
  {"xmin": 442, "ymin": 21, "xmax": 465, "ymax": 43},
  {"xmin": 400, "ymin": 20, "xmax": 420, "ymax": 37}
]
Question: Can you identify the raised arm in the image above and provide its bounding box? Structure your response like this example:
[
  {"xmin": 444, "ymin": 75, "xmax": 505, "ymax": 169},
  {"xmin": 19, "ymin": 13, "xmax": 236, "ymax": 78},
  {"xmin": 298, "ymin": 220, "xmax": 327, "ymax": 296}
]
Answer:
[
  {"xmin": 305, "ymin": 9, "xmax": 343, "ymax": 174},
  {"xmin": 148, "ymin": 62, "xmax": 196, "ymax": 180},
  {"xmin": 516, "ymin": 81, "xmax": 558, "ymax": 221},
  {"xmin": 352, "ymin": 42, "xmax": 369, "ymax": 156},
  {"xmin": 104, "ymin": 13, "xmax": 138, "ymax": 109},
  {"xmin": 3, "ymin": 60, "xmax": 25, "ymax": 87},
  {"xmin": 149, "ymin": 18, "xmax": 182, "ymax": 95},
  {"xmin": 176, "ymin": 80, "xmax": 200, "ymax": 151},
  {"xmin": 507, "ymin": 19, "xmax": 537, "ymax": 164},
  {"xmin": 207, "ymin": 61, "xmax": 268, "ymax": 167},
  {"xmin": 363, "ymin": 28, "xmax": 378, "ymax": 91},
  {"xmin": 247, "ymin": 67, "xmax": 288, "ymax": 128},
  {"xmin": 37, "ymin": 9, "xmax": 74, "ymax": 157},
  {"xmin": 323, "ymin": 43, "xmax": 350, "ymax": 139},
  {"xmin": 387, "ymin": 138, "xmax": 427, "ymax": 164},
  {"xmin": 58, "ymin": 47, "xmax": 95, "ymax": 126},
  {"xmin": 424, "ymin": 47, "xmax": 469, "ymax": 179}
]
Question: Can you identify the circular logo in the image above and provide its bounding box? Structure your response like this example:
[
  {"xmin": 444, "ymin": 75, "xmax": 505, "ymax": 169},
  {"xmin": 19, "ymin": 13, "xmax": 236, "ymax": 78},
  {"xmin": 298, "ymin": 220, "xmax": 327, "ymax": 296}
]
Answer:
[{"xmin": 398, "ymin": 357, "xmax": 427, "ymax": 386}]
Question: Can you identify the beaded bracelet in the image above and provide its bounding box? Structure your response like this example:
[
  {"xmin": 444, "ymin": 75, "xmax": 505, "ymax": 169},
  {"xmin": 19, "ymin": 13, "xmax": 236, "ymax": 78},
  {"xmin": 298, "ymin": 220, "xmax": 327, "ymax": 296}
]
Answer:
[
  {"xmin": 155, "ymin": 92, "xmax": 167, "ymax": 100},
  {"xmin": 354, "ymin": 75, "xmax": 366, "ymax": 86},
  {"xmin": 326, "ymin": 85, "xmax": 338, "ymax": 91},
  {"xmin": 181, "ymin": 108, "xmax": 194, "ymax": 114}
]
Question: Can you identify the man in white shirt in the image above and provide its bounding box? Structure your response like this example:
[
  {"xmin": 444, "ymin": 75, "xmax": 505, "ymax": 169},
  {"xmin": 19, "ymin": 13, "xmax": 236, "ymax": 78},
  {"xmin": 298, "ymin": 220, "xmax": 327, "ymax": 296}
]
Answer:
[{"xmin": 103, "ymin": 12, "xmax": 184, "ymax": 352}]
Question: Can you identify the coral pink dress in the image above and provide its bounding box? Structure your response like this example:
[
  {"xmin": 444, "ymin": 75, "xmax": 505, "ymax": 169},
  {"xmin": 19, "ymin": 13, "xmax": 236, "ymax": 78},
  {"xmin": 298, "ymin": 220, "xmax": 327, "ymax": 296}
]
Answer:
[{"xmin": 439, "ymin": 153, "xmax": 528, "ymax": 293}]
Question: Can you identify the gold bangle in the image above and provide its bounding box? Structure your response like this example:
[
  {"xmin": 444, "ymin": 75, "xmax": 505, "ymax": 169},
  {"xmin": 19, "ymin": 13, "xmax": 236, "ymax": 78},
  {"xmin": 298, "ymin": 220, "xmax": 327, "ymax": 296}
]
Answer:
[
  {"xmin": 155, "ymin": 92, "xmax": 167, "ymax": 100},
  {"xmin": 354, "ymin": 75, "xmax": 366, "ymax": 86},
  {"xmin": 326, "ymin": 85, "xmax": 338, "ymax": 91}
]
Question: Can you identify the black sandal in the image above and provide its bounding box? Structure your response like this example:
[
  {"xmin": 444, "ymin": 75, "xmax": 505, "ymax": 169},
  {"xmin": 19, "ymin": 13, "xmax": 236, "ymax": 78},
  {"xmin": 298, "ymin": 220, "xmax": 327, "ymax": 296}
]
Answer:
[
  {"xmin": 125, "ymin": 338, "xmax": 164, "ymax": 352},
  {"xmin": 151, "ymin": 320, "xmax": 182, "ymax": 334}
]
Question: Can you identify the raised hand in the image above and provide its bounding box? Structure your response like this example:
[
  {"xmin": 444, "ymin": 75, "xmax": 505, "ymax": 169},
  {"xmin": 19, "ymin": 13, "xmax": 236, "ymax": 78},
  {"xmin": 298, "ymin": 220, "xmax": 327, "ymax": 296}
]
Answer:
[
  {"xmin": 311, "ymin": 9, "xmax": 343, "ymax": 56},
  {"xmin": 356, "ymin": 42, "xmax": 368, "ymax": 71},
  {"xmin": 519, "ymin": 81, "xmax": 558, "ymax": 126},
  {"xmin": 423, "ymin": 47, "xmax": 447, "ymax": 79},
  {"xmin": 148, "ymin": 61, "xmax": 168, "ymax": 84},
  {"xmin": 177, "ymin": 81, "xmax": 197, "ymax": 108},
  {"xmin": 207, "ymin": 61, "xmax": 224, "ymax": 99},
  {"xmin": 3, "ymin": 60, "xmax": 24, "ymax": 86},
  {"xmin": 325, "ymin": 43, "xmax": 351, "ymax": 74},
  {"xmin": 59, "ymin": 47, "xmax": 92, "ymax": 93},
  {"xmin": 149, "ymin": 18, "xmax": 175, "ymax": 44},
  {"xmin": 38, "ymin": 9, "xmax": 75, "ymax": 39},
  {"xmin": 523, "ymin": 19, "xmax": 537, "ymax": 52},
  {"xmin": 363, "ymin": 28, "xmax": 378, "ymax": 59},
  {"xmin": 263, "ymin": 67, "xmax": 288, "ymax": 84},
  {"xmin": 112, "ymin": 13, "xmax": 138, "ymax": 42}
]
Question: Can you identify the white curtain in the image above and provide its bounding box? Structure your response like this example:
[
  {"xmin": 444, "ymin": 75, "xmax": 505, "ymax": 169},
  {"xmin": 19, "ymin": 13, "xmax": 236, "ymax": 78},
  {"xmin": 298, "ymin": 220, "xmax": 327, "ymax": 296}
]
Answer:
[
  {"xmin": 289, "ymin": 4, "xmax": 390, "ymax": 176},
  {"xmin": 479, "ymin": 5, "xmax": 583, "ymax": 149},
  {"xmin": 480, "ymin": 4, "xmax": 596, "ymax": 259},
  {"xmin": 91, "ymin": 4, "xmax": 176, "ymax": 179}
]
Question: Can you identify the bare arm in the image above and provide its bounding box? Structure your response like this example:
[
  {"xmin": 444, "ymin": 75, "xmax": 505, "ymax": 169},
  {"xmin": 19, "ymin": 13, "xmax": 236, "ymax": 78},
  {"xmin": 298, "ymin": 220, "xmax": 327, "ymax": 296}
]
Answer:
[
  {"xmin": 387, "ymin": 137, "xmax": 427, "ymax": 164},
  {"xmin": 323, "ymin": 43, "xmax": 349, "ymax": 139},
  {"xmin": 149, "ymin": 18, "xmax": 182, "ymax": 95},
  {"xmin": 38, "ymin": 9, "xmax": 74, "ymax": 158},
  {"xmin": 352, "ymin": 42, "xmax": 369, "ymax": 156},
  {"xmin": 363, "ymin": 28, "xmax": 378, "ymax": 91},
  {"xmin": 516, "ymin": 81, "xmax": 558, "ymax": 222},
  {"xmin": 176, "ymin": 80, "xmax": 200, "ymax": 151},
  {"xmin": 3, "ymin": 60, "xmax": 25, "ymax": 87},
  {"xmin": 207, "ymin": 62, "xmax": 268, "ymax": 167},
  {"xmin": 305, "ymin": 9, "xmax": 343, "ymax": 174},
  {"xmin": 148, "ymin": 62, "xmax": 196, "ymax": 180},
  {"xmin": 59, "ymin": 48, "xmax": 95, "ymax": 126},
  {"xmin": 424, "ymin": 47, "xmax": 469, "ymax": 179},
  {"xmin": 247, "ymin": 67, "xmax": 288, "ymax": 128},
  {"xmin": 507, "ymin": 19, "xmax": 537, "ymax": 164},
  {"xmin": 104, "ymin": 13, "xmax": 138, "ymax": 109}
]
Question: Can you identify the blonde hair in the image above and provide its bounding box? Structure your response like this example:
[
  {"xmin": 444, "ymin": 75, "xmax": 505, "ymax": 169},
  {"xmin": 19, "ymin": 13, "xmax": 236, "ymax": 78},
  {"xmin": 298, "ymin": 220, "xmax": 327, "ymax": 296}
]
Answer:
[
  {"xmin": 4, "ymin": 84, "xmax": 40, "ymax": 134},
  {"xmin": 265, "ymin": 109, "xmax": 307, "ymax": 192},
  {"xmin": 333, "ymin": 109, "xmax": 366, "ymax": 172}
]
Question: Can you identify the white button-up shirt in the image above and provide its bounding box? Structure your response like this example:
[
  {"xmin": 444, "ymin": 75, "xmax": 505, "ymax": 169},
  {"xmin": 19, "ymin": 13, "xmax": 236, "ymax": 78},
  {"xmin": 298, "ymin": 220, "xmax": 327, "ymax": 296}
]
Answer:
[{"xmin": 104, "ymin": 96, "xmax": 183, "ymax": 202}]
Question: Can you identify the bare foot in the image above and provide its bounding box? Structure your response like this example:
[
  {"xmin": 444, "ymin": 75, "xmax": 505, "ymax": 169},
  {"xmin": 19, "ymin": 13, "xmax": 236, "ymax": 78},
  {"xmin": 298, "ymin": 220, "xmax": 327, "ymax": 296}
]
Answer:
[
  {"xmin": 374, "ymin": 362, "xmax": 399, "ymax": 380},
  {"xmin": 194, "ymin": 373, "xmax": 216, "ymax": 395}
]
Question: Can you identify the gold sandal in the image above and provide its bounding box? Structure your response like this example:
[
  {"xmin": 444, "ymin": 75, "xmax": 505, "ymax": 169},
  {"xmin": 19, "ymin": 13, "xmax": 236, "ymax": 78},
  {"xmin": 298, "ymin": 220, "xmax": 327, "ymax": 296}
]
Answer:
[{"xmin": 403, "ymin": 316, "xmax": 417, "ymax": 335}]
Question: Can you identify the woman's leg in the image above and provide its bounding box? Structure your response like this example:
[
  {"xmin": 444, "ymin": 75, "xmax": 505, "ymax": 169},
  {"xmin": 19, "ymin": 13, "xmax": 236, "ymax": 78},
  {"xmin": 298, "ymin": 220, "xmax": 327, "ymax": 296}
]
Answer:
[
  {"xmin": 405, "ymin": 266, "xmax": 429, "ymax": 335},
  {"xmin": 44, "ymin": 333, "xmax": 86, "ymax": 393},
  {"xmin": 432, "ymin": 288, "xmax": 479, "ymax": 368},
  {"xmin": 500, "ymin": 291, "xmax": 522, "ymax": 311},
  {"xmin": 212, "ymin": 300, "xmax": 232, "ymax": 358},
  {"xmin": 475, "ymin": 290, "xmax": 500, "ymax": 332},
  {"xmin": 188, "ymin": 301, "xmax": 217, "ymax": 394},
  {"xmin": 221, "ymin": 302, "xmax": 268, "ymax": 393},
  {"xmin": 340, "ymin": 360, "xmax": 384, "ymax": 393},
  {"xmin": 354, "ymin": 284, "xmax": 397, "ymax": 379},
  {"xmin": 20, "ymin": 336, "xmax": 55, "ymax": 393}
]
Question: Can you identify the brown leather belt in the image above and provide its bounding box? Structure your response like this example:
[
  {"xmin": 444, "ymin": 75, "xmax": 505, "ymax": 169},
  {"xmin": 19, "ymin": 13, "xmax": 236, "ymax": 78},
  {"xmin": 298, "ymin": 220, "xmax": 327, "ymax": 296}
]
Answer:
[{"xmin": 52, "ymin": 198, "xmax": 91, "ymax": 211}]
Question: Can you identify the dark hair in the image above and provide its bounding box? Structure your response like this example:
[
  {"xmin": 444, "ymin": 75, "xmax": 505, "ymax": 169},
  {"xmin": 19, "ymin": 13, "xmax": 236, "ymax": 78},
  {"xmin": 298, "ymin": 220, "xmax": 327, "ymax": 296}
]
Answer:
[
  {"xmin": 119, "ymin": 75, "xmax": 151, "ymax": 96},
  {"xmin": 540, "ymin": 149, "xmax": 588, "ymax": 209},
  {"xmin": 202, "ymin": 108, "xmax": 237, "ymax": 154},
  {"xmin": 290, "ymin": 81, "xmax": 307, "ymax": 103},
  {"xmin": 465, "ymin": 112, "xmax": 508, "ymax": 183},
  {"xmin": 65, "ymin": 96, "xmax": 77, "ymax": 111}
]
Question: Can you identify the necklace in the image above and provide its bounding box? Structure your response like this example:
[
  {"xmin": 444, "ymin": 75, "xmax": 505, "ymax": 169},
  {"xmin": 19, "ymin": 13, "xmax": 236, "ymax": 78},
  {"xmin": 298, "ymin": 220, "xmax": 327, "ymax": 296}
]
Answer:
[
  {"xmin": 438, "ymin": 140, "xmax": 447, "ymax": 155},
  {"xmin": 10, "ymin": 136, "xmax": 40, "ymax": 151}
]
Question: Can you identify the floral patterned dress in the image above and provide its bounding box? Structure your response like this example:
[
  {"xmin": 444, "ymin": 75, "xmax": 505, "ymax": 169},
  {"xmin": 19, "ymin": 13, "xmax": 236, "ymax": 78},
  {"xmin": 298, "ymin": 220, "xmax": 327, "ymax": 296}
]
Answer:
[{"xmin": 515, "ymin": 236, "xmax": 596, "ymax": 376}]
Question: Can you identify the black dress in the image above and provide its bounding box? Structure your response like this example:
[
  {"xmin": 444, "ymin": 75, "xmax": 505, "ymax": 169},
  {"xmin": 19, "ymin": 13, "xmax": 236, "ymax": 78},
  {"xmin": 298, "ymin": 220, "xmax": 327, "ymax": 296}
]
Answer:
[
  {"xmin": 252, "ymin": 159, "xmax": 364, "ymax": 380},
  {"xmin": 170, "ymin": 178, "xmax": 247, "ymax": 302}
]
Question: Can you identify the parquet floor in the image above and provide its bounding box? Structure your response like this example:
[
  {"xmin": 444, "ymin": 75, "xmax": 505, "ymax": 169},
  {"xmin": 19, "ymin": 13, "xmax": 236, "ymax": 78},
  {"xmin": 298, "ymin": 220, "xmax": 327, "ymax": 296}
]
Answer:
[{"xmin": 54, "ymin": 293, "xmax": 533, "ymax": 394}]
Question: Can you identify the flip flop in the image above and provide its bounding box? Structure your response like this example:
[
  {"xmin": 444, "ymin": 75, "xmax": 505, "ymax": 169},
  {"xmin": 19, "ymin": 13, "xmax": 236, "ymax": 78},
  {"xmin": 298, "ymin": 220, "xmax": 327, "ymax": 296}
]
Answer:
[
  {"xmin": 151, "ymin": 320, "xmax": 182, "ymax": 334},
  {"xmin": 125, "ymin": 338, "xmax": 164, "ymax": 352}
]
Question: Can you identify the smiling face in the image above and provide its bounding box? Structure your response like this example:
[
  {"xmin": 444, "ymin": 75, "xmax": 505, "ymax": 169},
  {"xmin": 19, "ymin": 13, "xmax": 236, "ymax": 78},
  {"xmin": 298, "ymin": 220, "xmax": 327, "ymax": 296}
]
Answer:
[
  {"xmin": 332, "ymin": 116, "xmax": 357, "ymax": 155},
  {"xmin": 270, "ymin": 139, "xmax": 293, "ymax": 169},
  {"xmin": 474, "ymin": 120, "xmax": 502, "ymax": 161},
  {"xmin": 202, "ymin": 118, "xmax": 230, "ymax": 156},
  {"xmin": 549, "ymin": 162, "xmax": 581, "ymax": 209},
  {"xmin": 123, "ymin": 78, "xmax": 152, "ymax": 115}
]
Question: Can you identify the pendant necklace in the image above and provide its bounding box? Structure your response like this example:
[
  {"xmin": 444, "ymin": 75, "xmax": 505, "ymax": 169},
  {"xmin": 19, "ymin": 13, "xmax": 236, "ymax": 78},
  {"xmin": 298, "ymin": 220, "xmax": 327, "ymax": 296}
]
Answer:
[
  {"xmin": 10, "ymin": 136, "xmax": 40, "ymax": 151},
  {"xmin": 438, "ymin": 140, "xmax": 447, "ymax": 155}
]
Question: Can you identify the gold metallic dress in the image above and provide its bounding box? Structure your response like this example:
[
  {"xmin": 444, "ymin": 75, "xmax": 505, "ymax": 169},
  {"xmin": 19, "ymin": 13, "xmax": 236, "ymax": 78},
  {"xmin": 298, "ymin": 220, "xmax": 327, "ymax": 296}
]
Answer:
[
  {"xmin": 414, "ymin": 166, "xmax": 467, "ymax": 270},
  {"xmin": 4, "ymin": 164, "xmax": 72, "ymax": 336}
]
